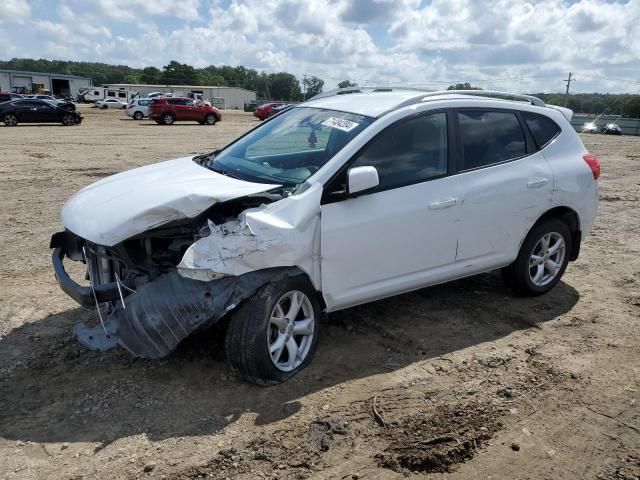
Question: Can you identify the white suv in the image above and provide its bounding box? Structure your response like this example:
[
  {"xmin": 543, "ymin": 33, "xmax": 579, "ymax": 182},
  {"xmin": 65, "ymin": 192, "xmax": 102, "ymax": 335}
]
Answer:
[
  {"xmin": 51, "ymin": 89, "xmax": 599, "ymax": 385},
  {"xmin": 125, "ymin": 98, "xmax": 152, "ymax": 120}
]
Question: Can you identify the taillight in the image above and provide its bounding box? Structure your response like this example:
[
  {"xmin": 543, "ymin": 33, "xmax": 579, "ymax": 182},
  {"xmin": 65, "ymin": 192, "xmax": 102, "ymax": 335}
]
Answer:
[
  {"xmin": 583, "ymin": 154, "xmax": 601, "ymax": 180},
  {"xmin": 127, "ymin": 103, "xmax": 134, "ymax": 108}
]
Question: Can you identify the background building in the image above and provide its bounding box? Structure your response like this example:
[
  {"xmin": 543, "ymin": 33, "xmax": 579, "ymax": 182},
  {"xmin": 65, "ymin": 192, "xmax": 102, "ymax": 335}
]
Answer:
[
  {"xmin": 0, "ymin": 69, "xmax": 91, "ymax": 96},
  {"xmin": 103, "ymin": 84, "xmax": 256, "ymax": 110}
]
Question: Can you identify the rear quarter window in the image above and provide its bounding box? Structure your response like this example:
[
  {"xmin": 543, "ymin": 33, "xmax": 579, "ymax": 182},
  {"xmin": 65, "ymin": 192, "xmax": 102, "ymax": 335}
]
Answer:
[{"xmin": 522, "ymin": 112, "xmax": 561, "ymax": 149}]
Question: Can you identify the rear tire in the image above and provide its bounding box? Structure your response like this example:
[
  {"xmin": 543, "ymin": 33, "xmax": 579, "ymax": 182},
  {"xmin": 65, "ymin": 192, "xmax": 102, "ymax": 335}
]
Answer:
[
  {"xmin": 225, "ymin": 274, "xmax": 322, "ymax": 385},
  {"xmin": 3, "ymin": 113, "xmax": 18, "ymax": 126},
  {"xmin": 162, "ymin": 113, "xmax": 175, "ymax": 125},
  {"xmin": 133, "ymin": 111, "xmax": 143, "ymax": 120},
  {"xmin": 502, "ymin": 218, "xmax": 572, "ymax": 296}
]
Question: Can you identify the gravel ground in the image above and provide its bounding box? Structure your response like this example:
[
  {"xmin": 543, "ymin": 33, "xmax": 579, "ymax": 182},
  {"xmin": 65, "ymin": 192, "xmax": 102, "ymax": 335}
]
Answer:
[{"xmin": 0, "ymin": 106, "xmax": 638, "ymax": 480}]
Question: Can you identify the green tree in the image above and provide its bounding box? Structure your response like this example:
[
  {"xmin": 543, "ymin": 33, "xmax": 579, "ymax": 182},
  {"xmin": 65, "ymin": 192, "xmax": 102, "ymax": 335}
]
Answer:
[
  {"xmin": 303, "ymin": 76, "xmax": 324, "ymax": 99},
  {"xmin": 267, "ymin": 73, "xmax": 302, "ymax": 101},
  {"xmin": 447, "ymin": 82, "xmax": 482, "ymax": 90},
  {"xmin": 140, "ymin": 66, "xmax": 161, "ymax": 84},
  {"xmin": 337, "ymin": 80, "xmax": 357, "ymax": 88},
  {"xmin": 160, "ymin": 60, "xmax": 198, "ymax": 85}
]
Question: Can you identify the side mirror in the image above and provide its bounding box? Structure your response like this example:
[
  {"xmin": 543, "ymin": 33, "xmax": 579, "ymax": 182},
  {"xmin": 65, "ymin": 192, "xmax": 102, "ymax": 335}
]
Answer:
[{"xmin": 348, "ymin": 166, "xmax": 379, "ymax": 195}]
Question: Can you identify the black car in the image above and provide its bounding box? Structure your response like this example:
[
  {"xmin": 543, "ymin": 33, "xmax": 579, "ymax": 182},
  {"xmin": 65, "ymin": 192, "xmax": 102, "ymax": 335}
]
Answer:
[
  {"xmin": 601, "ymin": 123, "xmax": 622, "ymax": 135},
  {"xmin": 0, "ymin": 99, "xmax": 82, "ymax": 126}
]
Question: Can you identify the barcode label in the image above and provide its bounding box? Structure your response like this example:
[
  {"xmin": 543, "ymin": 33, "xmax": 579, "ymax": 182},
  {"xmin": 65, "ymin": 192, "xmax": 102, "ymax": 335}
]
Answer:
[{"xmin": 321, "ymin": 116, "xmax": 359, "ymax": 132}]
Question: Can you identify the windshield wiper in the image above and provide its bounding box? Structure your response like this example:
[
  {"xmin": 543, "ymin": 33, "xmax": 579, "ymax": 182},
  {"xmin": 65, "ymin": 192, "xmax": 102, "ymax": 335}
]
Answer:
[{"xmin": 208, "ymin": 163, "xmax": 242, "ymax": 180}]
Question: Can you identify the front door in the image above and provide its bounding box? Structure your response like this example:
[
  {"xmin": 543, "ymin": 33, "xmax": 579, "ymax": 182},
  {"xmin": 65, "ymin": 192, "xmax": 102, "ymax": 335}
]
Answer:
[{"xmin": 320, "ymin": 111, "xmax": 461, "ymax": 310}]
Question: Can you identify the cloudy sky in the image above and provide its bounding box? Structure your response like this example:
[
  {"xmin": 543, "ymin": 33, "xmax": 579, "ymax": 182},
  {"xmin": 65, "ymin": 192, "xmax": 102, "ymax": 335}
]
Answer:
[{"xmin": 1, "ymin": 0, "xmax": 639, "ymax": 93}]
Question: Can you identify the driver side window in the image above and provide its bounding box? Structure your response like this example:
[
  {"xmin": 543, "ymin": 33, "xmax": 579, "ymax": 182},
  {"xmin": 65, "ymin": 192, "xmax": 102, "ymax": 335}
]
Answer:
[{"xmin": 351, "ymin": 112, "xmax": 448, "ymax": 192}]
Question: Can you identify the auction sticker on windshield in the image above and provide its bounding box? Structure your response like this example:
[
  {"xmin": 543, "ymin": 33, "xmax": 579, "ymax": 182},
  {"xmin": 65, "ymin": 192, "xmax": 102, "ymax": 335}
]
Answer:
[{"xmin": 321, "ymin": 116, "xmax": 360, "ymax": 132}]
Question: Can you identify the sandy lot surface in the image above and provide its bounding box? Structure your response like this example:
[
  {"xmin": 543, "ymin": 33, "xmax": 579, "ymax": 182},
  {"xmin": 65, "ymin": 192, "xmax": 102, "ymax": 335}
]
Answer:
[{"xmin": 0, "ymin": 105, "xmax": 638, "ymax": 480}]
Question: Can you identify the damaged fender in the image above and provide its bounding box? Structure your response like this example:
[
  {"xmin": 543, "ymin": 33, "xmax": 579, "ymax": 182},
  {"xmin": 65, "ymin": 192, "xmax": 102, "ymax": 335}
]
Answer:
[
  {"xmin": 178, "ymin": 182, "xmax": 324, "ymax": 290},
  {"xmin": 75, "ymin": 267, "xmax": 301, "ymax": 359}
]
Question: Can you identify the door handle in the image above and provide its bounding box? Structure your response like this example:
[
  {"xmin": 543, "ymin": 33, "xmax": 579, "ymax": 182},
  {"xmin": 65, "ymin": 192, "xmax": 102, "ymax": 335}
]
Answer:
[
  {"xmin": 428, "ymin": 198, "xmax": 458, "ymax": 210},
  {"xmin": 527, "ymin": 178, "xmax": 549, "ymax": 188}
]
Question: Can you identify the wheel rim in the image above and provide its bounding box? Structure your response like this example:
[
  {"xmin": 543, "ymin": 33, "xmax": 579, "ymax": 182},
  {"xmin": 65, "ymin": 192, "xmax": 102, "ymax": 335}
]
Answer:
[
  {"xmin": 63, "ymin": 114, "xmax": 74, "ymax": 125},
  {"xmin": 164, "ymin": 114, "xmax": 173, "ymax": 124},
  {"xmin": 529, "ymin": 232, "xmax": 566, "ymax": 287},
  {"xmin": 267, "ymin": 290, "xmax": 315, "ymax": 372},
  {"xmin": 5, "ymin": 114, "xmax": 17, "ymax": 126},
  {"xmin": 206, "ymin": 114, "xmax": 214, "ymax": 124},
  {"xmin": 134, "ymin": 112, "xmax": 142, "ymax": 119}
]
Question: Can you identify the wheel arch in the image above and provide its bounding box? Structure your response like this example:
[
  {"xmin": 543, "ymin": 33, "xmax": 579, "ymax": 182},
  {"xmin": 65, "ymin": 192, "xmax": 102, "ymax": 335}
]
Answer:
[{"xmin": 531, "ymin": 206, "xmax": 581, "ymax": 261}]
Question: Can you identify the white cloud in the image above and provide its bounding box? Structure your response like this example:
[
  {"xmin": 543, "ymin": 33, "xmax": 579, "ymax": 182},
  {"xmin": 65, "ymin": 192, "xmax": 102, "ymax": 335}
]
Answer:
[
  {"xmin": 0, "ymin": 0, "xmax": 31, "ymax": 24},
  {"xmin": 1, "ymin": 0, "xmax": 639, "ymax": 93}
]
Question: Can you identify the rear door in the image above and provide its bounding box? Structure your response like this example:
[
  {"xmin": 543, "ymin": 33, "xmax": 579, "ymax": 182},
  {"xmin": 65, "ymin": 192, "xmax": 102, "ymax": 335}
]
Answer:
[{"xmin": 453, "ymin": 109, "xmax": 553, "ymax": 269}]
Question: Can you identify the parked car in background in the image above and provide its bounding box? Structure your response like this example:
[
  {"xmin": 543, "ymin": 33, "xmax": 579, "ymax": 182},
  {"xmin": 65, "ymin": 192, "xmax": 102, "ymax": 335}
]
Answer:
[
  {"xmin": 95, "ymin": 98, "xmax": 127, "ymax": 109},
  {"xmin": 1, "ymin": 99, "xmax": 82, "ymax": 126},
  {"xmin": 51, "ymin": 89, "xmax": 598, "ymax": 384},
  {"xmin": 582, "ymin": 122, "xmax": 599, "ymax": 134},
  {"xmin": 0, "ymin": 93, "xmax": 23, "ymax": 103},
  {"xmin": 602, "ymin": 123, "xmax": 622, "ymax": 135},
  {"xmin": 125, "ymin": 98, "xmax": 152, "ymax": 120},
  {"xmin": 148, "ymin": 97, "xmax": 221, "ymax": 125},
  {"xmin": 266, "ymin": 104, "xmax": 294, "ymax": 118},
  {"xmin": 253, "ymin": 102, "xmax": 286, "ymax": 120}
]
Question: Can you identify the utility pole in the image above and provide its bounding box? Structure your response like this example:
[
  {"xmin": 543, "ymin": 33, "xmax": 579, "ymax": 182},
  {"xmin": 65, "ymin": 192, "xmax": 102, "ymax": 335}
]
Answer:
[
  {"xmin": 302, "ymin": 74, "xmax": 307, "ymax": 101},
  {"xmin": 564, "ymin": 72, "xmax": 574, "ymax": 95}
]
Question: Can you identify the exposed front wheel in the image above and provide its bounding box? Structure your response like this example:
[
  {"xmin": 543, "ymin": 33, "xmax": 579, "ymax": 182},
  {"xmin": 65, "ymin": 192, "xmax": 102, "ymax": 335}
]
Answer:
[
  {"xmin": 62, "ymin": 113, "xmax": 76, "ymax": 126},
  {"xmin": 204, "ymin": 113, "xmax": 216, "ymax": 125},
  {"xmin": 3, "ymin": 113, "xmax": 18, "ymax": 126},
  {"xmin": 225, "ymin": 275, "xmax": 321, "ymax": 385},
  {"xmin": 502, "ymin": 218, "xmax": 572, "ymax": 296}
]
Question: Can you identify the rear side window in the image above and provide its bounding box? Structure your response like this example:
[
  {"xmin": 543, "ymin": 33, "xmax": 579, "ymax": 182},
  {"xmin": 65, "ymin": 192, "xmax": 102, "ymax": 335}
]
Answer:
[
  {"xmin": 167, "ymin": 99, "xmax": 187, "ymax": 105},
  {"xmin": 523, "ymin": 112, "xmax": 561, "ymax": 149},
  {"xmin": 351, "ymin": 112, "xmax": 448, "ymax": 191},
  {"xmin": 457, "ymin": 111, "xmax": 526, "ymax": 170}
]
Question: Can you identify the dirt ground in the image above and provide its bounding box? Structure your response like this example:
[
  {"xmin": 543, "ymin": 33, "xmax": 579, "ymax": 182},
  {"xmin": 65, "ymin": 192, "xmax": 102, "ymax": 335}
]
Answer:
[{"xmin": 0, "ymin": 105, "xmax": 638, "ymax": 480}]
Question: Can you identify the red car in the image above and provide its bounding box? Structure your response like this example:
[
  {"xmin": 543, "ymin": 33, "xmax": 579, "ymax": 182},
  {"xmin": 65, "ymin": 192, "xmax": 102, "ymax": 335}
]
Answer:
[
  {"xmin": 253, "ymin": 102, "xmax": 286, "ymax": 120},
  {"xmin": 149, "ymin": 97, "xmax": 222, "ymax": 125}
]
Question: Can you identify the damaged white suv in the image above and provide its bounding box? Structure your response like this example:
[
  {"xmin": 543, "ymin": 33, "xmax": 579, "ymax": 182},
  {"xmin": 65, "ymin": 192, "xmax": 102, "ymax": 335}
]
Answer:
[{"xmin": 51, "ymin": 88, "xmax": 599, "ymax": 385}]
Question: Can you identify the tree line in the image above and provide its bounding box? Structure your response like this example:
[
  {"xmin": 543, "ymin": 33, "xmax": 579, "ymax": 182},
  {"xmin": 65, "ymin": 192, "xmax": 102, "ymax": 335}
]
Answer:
[
  {"xmin": 0, "ymin": 58, "xmax": 326, "ymax": 101},
  {"xmin": 2, "ymin": 58, "xmax": 639, "ymax": 115}
]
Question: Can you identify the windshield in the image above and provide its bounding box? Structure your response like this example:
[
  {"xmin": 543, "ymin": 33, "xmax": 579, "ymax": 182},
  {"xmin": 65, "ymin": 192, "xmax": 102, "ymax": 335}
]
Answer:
[{"xmin": 207, "ymin": 107, "xmax": 374, "ymax": 186}]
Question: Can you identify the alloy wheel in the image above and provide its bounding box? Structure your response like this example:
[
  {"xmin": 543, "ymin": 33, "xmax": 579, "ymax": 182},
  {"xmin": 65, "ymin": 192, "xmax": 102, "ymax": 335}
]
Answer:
[
  {"xmin": 4, "ymin": 114, "xmax": 17, "ymax": 126},
  {"xmin": 529, "ymin": 232, "xmax": 566, "ymax": 287},
  {"xmin": 267, "ymin": 290, "xmax": 315, "ymax": 372}
]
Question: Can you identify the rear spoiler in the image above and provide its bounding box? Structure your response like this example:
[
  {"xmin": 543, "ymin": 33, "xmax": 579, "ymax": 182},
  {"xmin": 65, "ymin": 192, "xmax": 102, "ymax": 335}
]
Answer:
[{"xmin": 547, "ymin": 105, "xmax": 573, "ymax": 121}]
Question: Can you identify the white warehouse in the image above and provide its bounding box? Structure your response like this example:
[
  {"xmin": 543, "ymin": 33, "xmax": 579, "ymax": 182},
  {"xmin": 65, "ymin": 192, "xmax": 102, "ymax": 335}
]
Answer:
[
  {"xmin": 0, "ymin": 69, "xmax": 92, "ymax": 96},
  {"xmin": 103, "ymin": 84, "xmax": 256, "ymax": 110}
]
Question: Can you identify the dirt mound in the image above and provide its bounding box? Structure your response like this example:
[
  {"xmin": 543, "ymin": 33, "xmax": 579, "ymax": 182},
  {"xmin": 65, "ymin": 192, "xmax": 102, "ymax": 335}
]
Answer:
[{"xmin": 377, "ymin": 401, "xmax": 501, "ymax": 474}]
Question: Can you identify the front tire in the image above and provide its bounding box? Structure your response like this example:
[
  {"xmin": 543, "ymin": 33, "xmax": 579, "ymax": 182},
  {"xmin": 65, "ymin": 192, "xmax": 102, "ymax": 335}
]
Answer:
[
  {"xmin": 225, "ymin": 275, "xmax": 321, "ymax": 385},
  {"xmin": 204, "ymin": 113, "xmax": 216, "ymax": 125},
  {"xmin": 62, "ymin": 113, "xmax": 76, "ymax": 126},
  {"xmin": 3, "ymin": 113, "xmax": 18, "ymax": 126},
  {"xmin": 502, "ymin": 218, "xmax": 572, "ymax": 296}
]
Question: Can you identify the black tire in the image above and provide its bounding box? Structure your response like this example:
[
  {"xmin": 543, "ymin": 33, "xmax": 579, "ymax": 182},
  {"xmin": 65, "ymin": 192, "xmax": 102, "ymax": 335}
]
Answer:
[
  {"xmin": 154, "ymin": 119, "xmax": 162, "ymax": 124},
  {"xmin": 133, "ymin": 111, "xmax": 143, "ymax": 120},
  {"xmin": 3, "ymin": 113, "xmax": 18, "ymax": 126},
  {"xmin": 101, "ymin": 105, "xmax": 108, "ymax": 110},
  {"xmin": 162, "ymin": 113, "xmax": 175, "ymax": 125},
  {"xmin": 225, "ymin": 274, "xmax": 322, "ymax": 385},
  {"xmin": 502, "ymin": 218, "xmax": 572, "ymax": 296},
  {"xmin": 61, "ymin": 113, "xmax": 76, "ymax": 126},
  {"xmin": 204, "ymin": 113, "xmax": 216, "ymax": 125}
]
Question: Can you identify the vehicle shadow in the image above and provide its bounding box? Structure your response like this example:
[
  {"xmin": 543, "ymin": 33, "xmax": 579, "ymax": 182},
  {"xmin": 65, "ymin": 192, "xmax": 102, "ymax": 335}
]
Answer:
[{"xmin": 0, "ymin": 272, "xmax": 579, "ymax": 445}]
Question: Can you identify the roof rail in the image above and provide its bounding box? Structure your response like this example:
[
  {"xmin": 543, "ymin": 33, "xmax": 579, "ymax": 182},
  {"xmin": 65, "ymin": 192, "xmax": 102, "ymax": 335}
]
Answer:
[
  {"xmin": 308, "ymin": 87, "xmax": 546, "ymax": 109},
  {"xmin": 419, "ymin": 90, "xmax": 546, "ymax": 107}
]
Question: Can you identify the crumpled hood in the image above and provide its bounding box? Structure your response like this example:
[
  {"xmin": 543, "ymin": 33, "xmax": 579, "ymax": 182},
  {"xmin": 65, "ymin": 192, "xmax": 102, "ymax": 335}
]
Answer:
[{"xmin": 62, "ymin": 156, "xmax": 279, "ymax": 246}]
